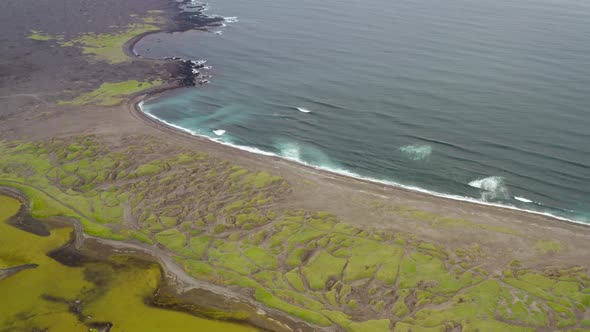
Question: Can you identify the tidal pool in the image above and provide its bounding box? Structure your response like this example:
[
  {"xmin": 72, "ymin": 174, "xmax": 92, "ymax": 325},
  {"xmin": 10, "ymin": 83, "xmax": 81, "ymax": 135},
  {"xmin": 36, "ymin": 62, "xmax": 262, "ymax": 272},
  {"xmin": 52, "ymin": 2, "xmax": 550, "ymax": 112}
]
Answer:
[{"xmin": 0, "ymin": 195, "xmax": 258, "ymax": 332}]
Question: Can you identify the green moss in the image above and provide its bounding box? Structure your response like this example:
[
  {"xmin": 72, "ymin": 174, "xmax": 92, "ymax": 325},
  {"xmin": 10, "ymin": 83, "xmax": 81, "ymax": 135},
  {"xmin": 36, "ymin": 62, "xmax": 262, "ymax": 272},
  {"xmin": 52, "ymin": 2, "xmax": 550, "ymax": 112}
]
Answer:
[
  {"xmin": 308, "ymin": 215, "xmax": 335, "ymax": 231},
  {"xmin": 155, "ymin": 229, "xmax": 187, "ymax": 253},
  {"xmin": 503, "ymin": 276, "xmax": 567, "ymax": 306},
  {"xmin": 253, "ymin": 288, "xmax": 331, "ymax": 326},
  {"xmin": 339, "ymin": 284, "xmax": 352, "ymax": 304},
  {"xmin": 285, "ymin": 269, "xmax": 306, "ymax": 292},
  {"xmin": 214, "ymin": 224, "xmax": 226, "ymax": 234},
  {"xmin": 226, "ymin": 200, "xmax": 246, "ymax": 214},
  {"xmin": 344, "ymin": 239, "xmax": 402, "ymax": 282},
  {"xmin": 0, "ymin": 181, "xmax": 121, "ymax": 240},
  {"xmin": 130, "ymin": 231, "xmax": 154, "ymax": 245},
  {"xmin": 302, "ymin": 251, "xmax": 347, "ymax": 290},
  {"xmin": 176, "ymin": 257, "xmax": 215, "ymax": 279},
  {"xmin": 243, "ymin": 171, "xmax": 282, "ymax": 189},
  {"xmin": 179, "ymin": 221, "xmax": 193, "ymax": 231},
  {"xmin": 251, "ymin": 230, "xmax": 267, "ymax": 245},
  {"xmin": 288, "ymin": 227, "xmax": 326, "ymax": 247},
  {"xmin": 208, "ymin": 249, "xmax": 256, "ymax": 275},
  {"xmin": 392, "ymin": 298, "xmax": 409, "ymax": 317},
  {"xmin": 398, "ymin": 252, "xmax": 470, "ymax": 294},
  {"xmin": 405, "ymin": 280, "xmax": 539, "ymax": 332},
  {"xmin": 228, "ymin": 169, "xmax": 249, "ymax": 181},
  {"xmin": 59, "ymin": 80, "xmax": 163, "ymax": 107},
  {"xmin": 235, "ymin": 213, "xmax": 263, "ymax": 226},
  {"xmin": 215, "ymin": 240, "xmax": 239, "ymax": 253},
  {"xmin": 274, "ymin": 289, "xmax": 324, "ymax": 311},
  {"xmin": 348, "ymin": 319, "xmax": 390, "ymax": 332},
  {"xmin": 547, "ymin": 302, "xmax": 576, "ymax": 327},
  {"xmin": 161, "ymin": 216, "xmax": 177, "ymax": 227},
  {"xmin": 393, "ymin": 322, "xmax": 444, "ymax": 332},
  {"xmin": 321, "ymin": 310, "xmax": 351, "ymax": 328},
  {"xmin": 269, "ymin": 223, "xmax": 300, "ymax": 248},
  {"xmin": 0, "ymin": 196, "xmax": 256, "ymax": 332},
  {"xmin": 93, "ymin": 204, "xmax": 124, "ymax": 224},
  {"xmin": 29, "ymin": 30, "xmax": 54, "ymax": 41},
  {"xmin": 2, "ymin": 137, "xmax": 590, "ymax": 331},
  {"xmin": 67, "ymin": 20, "xmax": 162, "ymax": 63},
  {"xmin": 244, "ymin": 247, "xmax": 277, "ymax": 269}
]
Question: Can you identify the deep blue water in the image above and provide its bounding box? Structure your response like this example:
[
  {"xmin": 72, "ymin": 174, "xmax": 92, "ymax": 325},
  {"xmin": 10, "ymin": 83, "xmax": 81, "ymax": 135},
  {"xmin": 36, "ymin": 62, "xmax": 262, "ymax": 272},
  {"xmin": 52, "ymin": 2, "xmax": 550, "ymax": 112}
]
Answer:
[{"xmin": 137, "ymin": 0, "xmax": 590, "ymax": 223}]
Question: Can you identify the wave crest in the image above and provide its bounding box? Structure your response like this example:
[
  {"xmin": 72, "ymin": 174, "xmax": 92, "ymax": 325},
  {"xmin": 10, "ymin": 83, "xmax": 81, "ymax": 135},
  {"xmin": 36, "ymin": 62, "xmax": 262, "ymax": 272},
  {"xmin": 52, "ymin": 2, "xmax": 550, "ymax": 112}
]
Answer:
[
  {"xmin": 223, "ymin": 16, "xmax": 239, "ymax": 23},
  {"xmin": 469, "ymin": 176, "xmax": 509, "ymax": 200},
  {"xmin": 514, "ymin": 196, "xmax": 533, "ymax": 203},
  {"xmin": 400, "ymin": 145, "xmax": 432, "ymax": 161}
]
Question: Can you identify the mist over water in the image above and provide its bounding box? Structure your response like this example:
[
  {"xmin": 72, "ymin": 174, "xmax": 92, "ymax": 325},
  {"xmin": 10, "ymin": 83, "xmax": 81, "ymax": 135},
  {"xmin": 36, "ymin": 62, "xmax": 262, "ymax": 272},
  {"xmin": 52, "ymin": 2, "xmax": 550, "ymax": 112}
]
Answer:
[{"xmin": 137, "ymin": 0, "xmax": 590, "ymax": 223}]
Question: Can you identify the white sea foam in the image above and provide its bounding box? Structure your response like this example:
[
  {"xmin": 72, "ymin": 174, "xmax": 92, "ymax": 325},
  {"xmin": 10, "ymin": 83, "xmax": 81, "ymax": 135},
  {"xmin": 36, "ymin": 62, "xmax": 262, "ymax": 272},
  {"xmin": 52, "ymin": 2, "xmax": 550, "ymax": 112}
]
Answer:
[
  {"xmin": 278, "ymin": 142, "xmax": 301, "ymax": 161},
  {"xmin": 213, "ymin": 129, "xmax": 226, "ymax": 136},
  {"xmin": 296, "ymin": 107, "xmax": 311, "ymax": 113},
  {"xmin": 213, "ymin": 139, "xmax": 277, "ymax": 156},
  {"xmin": 143, "ymin": 112, "xmax": 198, "ymax": 136},
  {"xmin": 137, "ymin": 102, "xmax": 587, "ymax": 226},
  {"xmin": 399, "ymin": 145, "xmax": 432, "ymax": 161},
  {"xmin": 468, "ymin": 176, "xmax": 509, "ymax": 201},
  {"xmin": 469, "ymin": 176, "xmax": 503, "ymax": 191},
  {"xmin": 223, "ymin": 16, "xmax": 239, "ymax": 23},
  {"xmin": 514, "ymin": 196, "xmax": 533, "ymax": 203},
  {"xmin": 214, "ymin": 31, "xmax": 223, "ymax": 35}
]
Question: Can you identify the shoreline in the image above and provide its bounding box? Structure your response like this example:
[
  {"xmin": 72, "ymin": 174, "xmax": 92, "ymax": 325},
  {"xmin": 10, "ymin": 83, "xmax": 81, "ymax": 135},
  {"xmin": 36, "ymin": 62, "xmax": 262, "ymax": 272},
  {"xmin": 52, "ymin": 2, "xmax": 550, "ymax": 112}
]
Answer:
[
  {"xmin": 121, "ymin": 28, "xmax": 589, "ymax": 230},
  {"xmin": 3, "ymin": 0, "xmax": 590, "ymax": 329},
  {"xmin": 129, "ymin": 92, "xmax": 590, "ymax": 231}
]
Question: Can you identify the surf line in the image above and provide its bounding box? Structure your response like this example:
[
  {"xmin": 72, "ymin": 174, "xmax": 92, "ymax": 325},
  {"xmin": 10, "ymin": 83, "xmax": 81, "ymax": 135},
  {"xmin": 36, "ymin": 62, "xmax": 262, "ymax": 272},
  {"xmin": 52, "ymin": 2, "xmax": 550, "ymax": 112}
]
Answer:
[
  {"xmin": 144, "ymin": 103, "xmax": 590, "ymax": 227},
  {"xmin": 213, "ymin": 129, "xmax": 226, "ymax": 136}
]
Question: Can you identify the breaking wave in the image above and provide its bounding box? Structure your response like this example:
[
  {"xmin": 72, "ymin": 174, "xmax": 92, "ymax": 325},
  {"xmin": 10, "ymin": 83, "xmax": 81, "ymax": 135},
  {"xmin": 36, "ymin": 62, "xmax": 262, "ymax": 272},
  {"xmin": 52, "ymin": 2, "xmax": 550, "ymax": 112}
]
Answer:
[
  {"xmin": 514, "ymin": 196, "xmax": 533, "ymax": 203},
  {"xmin": 222, "ymin": 16, "xmax": 239, "ymax": 23},
  {"xmin": 213, "ymin": 129, "xmax": 226, "ymax": 136},
  {"xmin": 277, "ymin": 142, "xmax": 301, "ymax": 161},
  {"xmin": 399, "ymin": 145, "xmax": 432, "ymax": 161},
  {"xmin": 468, "ymin": 176, "xmax": 509, "ymax": 201}
]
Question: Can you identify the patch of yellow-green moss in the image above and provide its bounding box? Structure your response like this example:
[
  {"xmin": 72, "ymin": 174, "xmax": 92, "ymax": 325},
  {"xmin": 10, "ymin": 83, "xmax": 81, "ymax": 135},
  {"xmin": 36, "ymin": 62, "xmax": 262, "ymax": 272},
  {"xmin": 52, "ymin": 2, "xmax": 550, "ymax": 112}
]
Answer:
[
  {"xmin": 29, "ymin": 30, "xmax": 54, "ymax": 41},
  {"xmin": 2, "ymin": 136, "xmax": 590, "ymax": 332},
  {"xmin": 28, "ymin": 15, "xmax": 163, "ymax": 63},
  {"xmin": 0, "ymin": 196, "xmax": 256, "ymax": 332},
  {"xmin": 58, "ymin": 80, "xmax": 163, "ymax": 106}
]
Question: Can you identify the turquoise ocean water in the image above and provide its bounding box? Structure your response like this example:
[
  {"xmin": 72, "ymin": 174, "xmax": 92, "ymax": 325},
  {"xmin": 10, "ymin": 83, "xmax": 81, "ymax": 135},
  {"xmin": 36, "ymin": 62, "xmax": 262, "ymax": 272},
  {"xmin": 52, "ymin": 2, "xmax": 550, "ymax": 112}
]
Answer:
[{"xmin": 137, "ymin": 0, "xmax": 590, "ymax": 223}]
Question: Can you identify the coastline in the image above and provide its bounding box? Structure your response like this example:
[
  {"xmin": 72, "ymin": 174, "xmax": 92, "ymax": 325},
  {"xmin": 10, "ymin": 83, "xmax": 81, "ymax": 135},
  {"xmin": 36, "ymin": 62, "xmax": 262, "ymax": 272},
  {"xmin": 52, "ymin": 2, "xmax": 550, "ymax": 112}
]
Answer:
[
  {"xmin": 122, "ymin": 30, "xmax": 589, "ymax": 229},
  {"xmin": 129, "ymin": 91, "xmax": 590, "ymax": 232},
  {"xmin": 2, "ymin": 0, "xmax": 590, "ymax": 330}
]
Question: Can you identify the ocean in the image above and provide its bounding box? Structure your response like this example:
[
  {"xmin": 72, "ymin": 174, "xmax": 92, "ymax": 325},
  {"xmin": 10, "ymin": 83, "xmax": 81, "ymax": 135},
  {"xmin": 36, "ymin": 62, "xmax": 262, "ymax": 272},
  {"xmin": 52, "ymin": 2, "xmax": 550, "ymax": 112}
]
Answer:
[{"xmin": 136, "ymin": 0, "xmax": 590, "ymax": 223}]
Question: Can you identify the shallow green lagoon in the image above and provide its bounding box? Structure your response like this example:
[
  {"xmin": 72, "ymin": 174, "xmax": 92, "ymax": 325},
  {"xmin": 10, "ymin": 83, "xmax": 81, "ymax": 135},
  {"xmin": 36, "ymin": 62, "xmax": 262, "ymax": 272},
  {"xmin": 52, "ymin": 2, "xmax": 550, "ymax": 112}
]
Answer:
[{"xmin": 0, "ymin": 195, "xmax": 258, "ymax": 332}]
